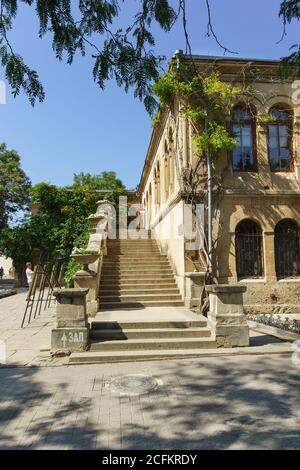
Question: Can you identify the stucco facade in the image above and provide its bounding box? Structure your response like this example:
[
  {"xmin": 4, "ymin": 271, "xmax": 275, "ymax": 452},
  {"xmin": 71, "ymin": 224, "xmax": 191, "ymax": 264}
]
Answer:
[{"xmin": 139, "ymin": 54, "xmax": 300, "ymax": 313}]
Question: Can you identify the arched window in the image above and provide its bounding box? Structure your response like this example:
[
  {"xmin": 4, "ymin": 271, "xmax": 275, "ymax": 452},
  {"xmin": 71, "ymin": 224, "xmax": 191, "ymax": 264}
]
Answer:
[
  {"xmin": 268, "ymin": 106, "xmax": 293, "ymax": 172},
  {"xmin": 156, "ymin": 162, "xmax": 161, "ymax": 206},
  {"xmin": 275, "ymin": 220, "xmax": 300, "ymax": 278},
  {"xmin": 168, "ymin": 128, "xmax": 174, "ymax": 190},
  {"xmin": 232, "ymin": 105, "xmax": 256, "ymax": 171},
  {"xmin": 235, "ymin": 219, "xmax": 264, "ymax": 278},
  {"xmin": 164, "ymin": 141, "xmax": 170, "ymax": 199},
  {"xmin": 147, "ymin": 184, "xmax": 152, "ymax": 227}
]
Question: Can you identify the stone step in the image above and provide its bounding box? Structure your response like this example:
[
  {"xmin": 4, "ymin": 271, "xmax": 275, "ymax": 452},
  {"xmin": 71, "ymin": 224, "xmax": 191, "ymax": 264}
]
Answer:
[
  {"xmin": 68, "ymin": 346, "xmax": 218, "ymax": 364},
  {"xmin": 104, "ymin": 255, "xmax": 167, "ymax": 259},
  {"xmin": 102, "ymin": 265, "xmax": 173, "ymax": 276},
  {"xmin": 103, "ymin": 261, "xmax": 170, "ymax": 268},
  {"xmin": 107, "ymin": 245, "xmax": 160, "ymax": 254},
  {"xmin": 108, "ymin": 240, "xmax": 158, "ymax": 244},
  {"xmin": 89, "ymin": 337, "xmax": 216, "ymax": 351},
  {"xmin": 99, "ymin": 288, "xmax": 180, "ymax": 296},
  {"xmin": 99, "ymin": 300, "xmax": 185, "ymax": 309},
  {"xmin": 102, "ymin": 269, "xmax": 174, "ymax": 276},
  {"xmin": 108, "ymin": 251, "xmax": 161, "ymax": 255},
  {"xmin": 100, "ymin": 283, "xmax": 177, "ymax": 290},
  {"xmin": 103, "ymin": 257, "xmax": 168, "ymax": 263},
  {"xmin": 100, "ymin": 276, "xmax": 177, "ymax": 289},
  {"xmin": 108, "ymin": 246, "xmax": 159, "ymax": 250},
  {"xmin": 101, "ymin": 275, "xmax": 176, "ymax": 281},
  {"xmin": 108, "ymin": 244, "xmax": 159, "ymax": 248},
  {"xmin": 91, "ymin": 318, "xmax": 207, "ymax": 330},
  {"xmin": 100, "ymin": 293, "xmax": 182, "ymax": 302},
  {"xmin": 90, "ymin": 327, "xmax": 211, "ymax": 340},
  {"xmin": 104, "ymin": 259, "xmax": 168, "ymax": 264}
]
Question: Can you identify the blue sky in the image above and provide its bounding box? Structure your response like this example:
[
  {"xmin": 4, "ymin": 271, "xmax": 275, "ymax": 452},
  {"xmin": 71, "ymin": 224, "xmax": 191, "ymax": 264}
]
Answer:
[{"xmin": 0, "ymin": 0, "xmax": 298, "ymax": 189}]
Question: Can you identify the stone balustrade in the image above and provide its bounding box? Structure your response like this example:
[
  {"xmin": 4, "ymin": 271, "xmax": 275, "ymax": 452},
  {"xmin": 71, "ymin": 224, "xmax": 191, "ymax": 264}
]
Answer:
[
  {"xmin": 184, "ymin": 272, "xmax": 206, "ymax": 309},
  {"xmin": 72, "ymin": 199, "xmax": 110, "ymax": 316},
  {"xmin": 206, "ymin": 284, "xmax": 249, "ymax": 348},
  {"xmin": 51, "ymin": 288, "xmax": 89, "ymax": 355}
]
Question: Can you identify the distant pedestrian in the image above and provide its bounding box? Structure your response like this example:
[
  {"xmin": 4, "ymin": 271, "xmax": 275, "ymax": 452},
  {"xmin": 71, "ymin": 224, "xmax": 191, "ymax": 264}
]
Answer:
[
  {"xmin": 25, "ymin": 262, "xmax": 34, "ymax": 291},
  {"xmin": 0, "ymin": 266, "xmax": 4, "ymax": 281}
]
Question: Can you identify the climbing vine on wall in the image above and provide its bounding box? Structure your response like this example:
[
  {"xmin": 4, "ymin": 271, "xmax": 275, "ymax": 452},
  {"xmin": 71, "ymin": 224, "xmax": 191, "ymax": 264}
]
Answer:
[{"xmin": 152, "ymin": 67, "xmax": 244, "ymax": 157}]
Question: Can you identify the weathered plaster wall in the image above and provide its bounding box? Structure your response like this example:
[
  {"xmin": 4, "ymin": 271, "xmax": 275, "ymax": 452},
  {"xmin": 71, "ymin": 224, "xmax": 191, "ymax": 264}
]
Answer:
[
  {"xmin": 140, "ymin": 58, "xmax": 300, "ymax": 313},
  {"xmin": 153, "ymin": 200, "xmax": 186, "ymax": 296}
]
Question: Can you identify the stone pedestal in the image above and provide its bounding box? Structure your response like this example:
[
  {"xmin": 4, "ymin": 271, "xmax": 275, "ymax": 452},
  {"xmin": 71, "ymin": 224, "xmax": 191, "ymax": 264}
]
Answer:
[
  {"xmin": 74, "ymin": 272, "xmax": 99, "ymax": 316},
  {"xmin": 51, "ymin": 288, "xmax": 89, "ymax": 355},
  {"xmin": 206, "ymin": 284, "xmax": 249, "ymax": 348},
  {"xmin": 184, "ymin": 272, "xmax": 206, "ymax": 309}
]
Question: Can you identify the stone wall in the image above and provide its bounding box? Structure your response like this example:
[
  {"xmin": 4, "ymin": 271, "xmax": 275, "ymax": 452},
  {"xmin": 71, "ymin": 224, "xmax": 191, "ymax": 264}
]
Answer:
[
  {"xmin": 153, "ymin": 199, "xmax": 186, "ymax": 297},
  {"xmin": 242, "ymin": 280, "xmax": 300, "ymax": 314},
  {"xmin": 139, "ymin": 58, "xmax": 300, "ymax": 312}
]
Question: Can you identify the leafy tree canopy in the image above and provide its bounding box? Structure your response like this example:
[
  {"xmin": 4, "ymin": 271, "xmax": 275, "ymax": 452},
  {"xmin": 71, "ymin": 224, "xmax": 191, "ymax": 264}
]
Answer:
[
  {"xmin": 0, "ymin": 170, "xmax": 126, "ymax": 277},
  {"xmin": 0, "ymin": 1, "xmax": 296, "ymax": 113},
  {"xmin": 279, "ymin": 0, "xmax": 300, "ymax": 72},
  {"xmin": 0, "ymin": 142, "xmax": 31, "ymax": 230},
  {"xmin": 73, "ymin": 170, "xmax": 125, "ymax": 191}
]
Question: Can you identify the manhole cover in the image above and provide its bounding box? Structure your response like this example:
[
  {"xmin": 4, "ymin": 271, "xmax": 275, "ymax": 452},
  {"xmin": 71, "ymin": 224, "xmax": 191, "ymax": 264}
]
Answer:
[{"xmin": 111, "ymin": 374, "xmax": 160, "ymax": 395}]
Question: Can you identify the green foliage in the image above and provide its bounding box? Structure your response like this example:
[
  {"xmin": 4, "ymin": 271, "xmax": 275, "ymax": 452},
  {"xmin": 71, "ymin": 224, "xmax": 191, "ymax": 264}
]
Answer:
[
  {"xmin": 0, "ymin": 0, "xmax": 177, "ymax": 113},
  {"xmin": 152, "ymin": 69, "xmax": 193, "ymax": 106},
  {"xmin": 64, "ymin": 259, "xmax": 81, "ymax": 288},
  {"xmin": 73, "ymin": 171, "xmax": 125, "ymax": 191},
  {"xmin": 0, "ymin": 143, "xmax": 31, "ymax": 231},
  {"xmin": 0, "ymin": 170, "xmax": 126, "ymax": 281},
  {"xmin": 278, "ymin": 1, "xmax": 300, "ymax": 75},
  {"xmin": 261, "ymin": 113, "xmax": 277, "ymax": 124},
  {"xmin": 0, "ymin": 2, "xmax": 296, "ymax": 108},
  {"xmin": 193, "ymin": 122, "xmax": 237, "ymax": 157},
  {"xmin": 153, "ymin": 68, "xmax": 240, "ymax": 158},
  {"xmin": 279, "ymin": 0, "xmax": 300, "ymax": 23},
  {"xmin": 0, "ymin": 47, "xmax": 45, "ymax": 105},
  {"xmin": 202, "ymin": 73, "xmax": 241, "ymax": 109},
  {"xmin": 151, "ymin": 112, "xmax": 161, "ymax": 128},
  {"xmin": 64, "ymin": 228, "xmax": 90, "ymax": 288},
  {"xmin": 180, "ymin": 107, "xmax": 207, "ymax": 121}
]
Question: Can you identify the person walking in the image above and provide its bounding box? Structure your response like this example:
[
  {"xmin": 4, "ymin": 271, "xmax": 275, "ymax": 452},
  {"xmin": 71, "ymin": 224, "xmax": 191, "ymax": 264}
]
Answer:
[
  {"xmin": 25, "ymin": 262, "xmax": 34, "ymax": 291},
  {"xmin": 0, "ymin": 266, "xmax": 3, "ymax": 281}
]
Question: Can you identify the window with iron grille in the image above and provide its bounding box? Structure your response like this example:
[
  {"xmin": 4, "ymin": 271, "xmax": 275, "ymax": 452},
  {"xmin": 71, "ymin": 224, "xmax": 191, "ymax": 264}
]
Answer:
[
  {"xmin": 275, "ymin": 220, "xmax": 300, "ymax": 278},
  {"xmin": 235, "ymin": 219, "xmax": 264, "ymax": 279}
]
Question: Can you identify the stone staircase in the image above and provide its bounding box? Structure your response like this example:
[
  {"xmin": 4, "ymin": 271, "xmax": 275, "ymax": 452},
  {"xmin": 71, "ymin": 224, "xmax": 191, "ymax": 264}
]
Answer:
[
  {"xmin": 68, "ymin": 312, "xmax": 216, "ymax": 364},
  {"xmin": 67, "ymin": 237, "xmax": 217, "ymax": 365},
  {"xmin": 99, "ymin": 238, "xmax": 184, "ymax": 309}
]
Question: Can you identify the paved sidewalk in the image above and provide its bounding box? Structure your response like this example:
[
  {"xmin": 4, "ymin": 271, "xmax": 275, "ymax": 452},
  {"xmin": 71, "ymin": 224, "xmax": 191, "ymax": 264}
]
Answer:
[
  {"xmin": 0, "ymin": 291, "xmax": 295, "ymax": 366},
  {"xmin": 0, "ymin": 290, "xmax": 59, "ymax": 366},
  {"xmin": 0, "ymin": 354, "xmax": 299, "ymax": 449},
  {"xmin": 0, "ymin": 292, "xmax": 299, "ymax": 449}
]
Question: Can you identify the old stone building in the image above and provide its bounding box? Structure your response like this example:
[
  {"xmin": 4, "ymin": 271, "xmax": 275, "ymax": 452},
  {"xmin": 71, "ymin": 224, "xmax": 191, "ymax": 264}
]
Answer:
[{"xmin": 138, "ymin": 54, "xmax": 300, "ymax": 314}]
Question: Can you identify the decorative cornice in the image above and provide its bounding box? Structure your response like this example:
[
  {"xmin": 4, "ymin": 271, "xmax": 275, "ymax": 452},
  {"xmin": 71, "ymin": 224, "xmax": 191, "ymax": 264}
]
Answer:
[
  {"xmin": 223, "ymin": 189, "xmax": 300, "ymax": 196},
  {"xmin": 138, "ymin": 108, "xmax": 169, "ymax": 194}
]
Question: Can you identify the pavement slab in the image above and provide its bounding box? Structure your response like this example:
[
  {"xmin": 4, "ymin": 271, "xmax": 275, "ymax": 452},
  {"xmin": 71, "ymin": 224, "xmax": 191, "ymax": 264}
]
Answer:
[
  {"xmin": 0, "ymin": 355, "xmax": 298, "ymax": 449},
  {"xmin": 0, "ymin": 292, "xmax": 299, "ymax": 449}
]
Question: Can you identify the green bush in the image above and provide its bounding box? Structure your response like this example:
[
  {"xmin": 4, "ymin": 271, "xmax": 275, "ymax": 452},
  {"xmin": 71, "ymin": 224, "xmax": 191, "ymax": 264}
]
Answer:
[{"xmin": 64, "ymin": 259, "xmax": 81, "ymax": 288}]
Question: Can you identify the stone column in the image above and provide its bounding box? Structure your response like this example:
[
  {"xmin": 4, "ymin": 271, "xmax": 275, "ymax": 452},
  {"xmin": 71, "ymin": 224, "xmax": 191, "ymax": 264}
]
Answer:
[
  {"xmin": 74, "ymin": 269, "xmax": 99, "ymax": 317},
  {"xmin": 206, "ymin": 284, "xmax": 249, "ymax": 348},
  {"xmin": 227, "ymin": 232, "xmax": 238, "ymax": 283},
  {"xmin": 263, "ymin": 231, "xmax": 277, "ymax": 282},
  {"xmin": 184, "ymin": 272, "xmax": 205, "ymax": 309},
  {"xmin": 51, "ymin": 288, "xmax": 89, "ymax": 355}
]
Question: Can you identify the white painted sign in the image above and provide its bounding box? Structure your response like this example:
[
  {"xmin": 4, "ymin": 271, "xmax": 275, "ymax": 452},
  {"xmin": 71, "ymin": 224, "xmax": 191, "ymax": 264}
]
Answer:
[{"xmin": 61, "ymin": 331, "xmax": 84, "ymax": 346}]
